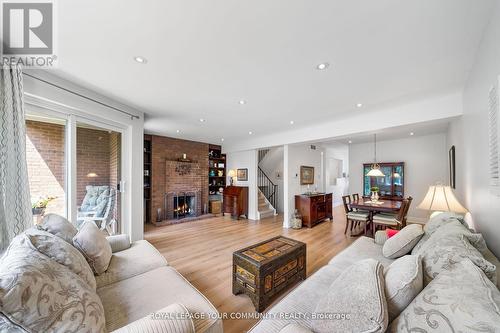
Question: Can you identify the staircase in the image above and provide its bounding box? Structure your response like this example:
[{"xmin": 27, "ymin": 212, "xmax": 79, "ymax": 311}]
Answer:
[
  {"xmin": 257, "ymin": 165, "xmax": 278, "ymax": 219},
  {"xmin": 258, "ymin": 189, "xmax": 276, "ymax": 219}
]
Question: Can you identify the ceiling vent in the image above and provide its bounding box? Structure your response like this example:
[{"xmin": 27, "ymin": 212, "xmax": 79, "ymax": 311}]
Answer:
[{"xmin": 488, "ymin": 77, "xmax": 500, "ymax": 196}]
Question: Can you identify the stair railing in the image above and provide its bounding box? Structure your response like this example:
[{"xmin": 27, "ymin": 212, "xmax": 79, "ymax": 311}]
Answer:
[{"xmin": 258, "ymin": 166, "xmax": 278, "ymax": 210}]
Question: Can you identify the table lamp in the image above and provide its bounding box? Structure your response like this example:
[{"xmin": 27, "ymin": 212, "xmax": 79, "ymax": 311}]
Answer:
[
  {"xmin": 417, "ymin": 184, "xmax": 467, "ymax": 218},
  {"xmin": 228, "ymin": 169, "xmax": 236, "ymax": 186}
]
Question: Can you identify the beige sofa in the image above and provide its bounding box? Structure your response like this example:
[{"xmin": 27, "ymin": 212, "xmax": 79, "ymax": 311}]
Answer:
[
  {"xmin": 97, "ymin": 239, "xmax": 222, "ymax": 333},
  {"xmin": 0, "ymin": 229, "xmax": 222, "ymax": 333},
  {"xmin": 249, "ymin": 215, "xmax": 500, "ymax": 333}
]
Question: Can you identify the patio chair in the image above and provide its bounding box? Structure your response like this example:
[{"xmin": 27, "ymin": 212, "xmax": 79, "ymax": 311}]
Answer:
[{"xmin": 77, "ymin": 186, "xmax": 117, "ymax": 234}]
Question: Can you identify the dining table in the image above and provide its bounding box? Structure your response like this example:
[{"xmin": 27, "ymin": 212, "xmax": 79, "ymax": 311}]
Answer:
[{"xmin": 349, "ymin": 198, "xmax": 402, "ymax": 236}]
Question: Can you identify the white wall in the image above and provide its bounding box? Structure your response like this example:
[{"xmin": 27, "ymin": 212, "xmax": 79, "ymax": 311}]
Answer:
[
  {"xmin": 323, "ymin": 144, "xmax": 350, "ymax": 207},
  {"xmin": 23, "ymin": 70, "xmax": 145, "ymax": 241},
  {"xmin": 226, "ymin": 149, "xmax": 258, "ymax": 220},
  {"xmin": 349, "ymin": 133, "xmax": 448, "ymax": 220},
  {"xmin": 259, "ymin": 147, "xmax": 284, "ymax": 212},
  {"xmin": 283, "ymin": 144, "xmax": 324, "ymax": 227},
  {"xmin": 449, "ymin": 1, "xmax": 500, "ymax": 257}
]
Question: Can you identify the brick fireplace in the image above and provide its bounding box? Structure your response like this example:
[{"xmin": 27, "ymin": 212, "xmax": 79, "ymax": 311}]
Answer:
[{"xmin": 150, "ymin": 135, "xmax": 209, "ymax": 225}]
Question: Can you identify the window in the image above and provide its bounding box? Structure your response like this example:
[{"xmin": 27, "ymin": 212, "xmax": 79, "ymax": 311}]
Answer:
[{"xmin": 489, "ymin": 77, "xmax": 500, "ymax": 195}]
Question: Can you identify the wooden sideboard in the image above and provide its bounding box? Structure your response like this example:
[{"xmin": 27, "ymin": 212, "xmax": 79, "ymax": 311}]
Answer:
[
  {"xmin": 294, "ymin": 193, "xmax": 333, "ymax": 228},
  {"xmin": 223, "ymin": 186, "xmax": 248, "ymax": 219}
]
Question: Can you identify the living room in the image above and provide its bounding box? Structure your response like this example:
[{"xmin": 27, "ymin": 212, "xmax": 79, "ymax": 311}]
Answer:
[{"xmin": 1, "ymin": 1, "xmax": 500, "ymax": 333}]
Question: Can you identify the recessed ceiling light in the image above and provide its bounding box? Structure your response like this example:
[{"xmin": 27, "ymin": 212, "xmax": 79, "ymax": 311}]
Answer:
[
  {"xmin": 316, "ymin": 63, "xmax": 329, "ymax": 70},
  {"xmin": 134, "ymin": 56, "xmax": 147, "ymax": 64},
  {"xmin": 176, "ymin": 129, "xmax": 180, "ymax": 133},
  {"xmin": 410, "ymin": 132, "xmax": 415, "ymax": 136},
  {"xmin": 290, "ymin": 120, "xmax": 294, "ymax": 125},
  {"xmin": 348, "ymin": 140, "xmax": 353, "ymax": 144},
  {"xmin": 199, "ymin": 118, "xmax": 205, "ymax": 122},
  {"xmin": 221, "ymin": 138, "xmax": 224, "ymax": 142},
  {"xmin": 239, "ymin": 100, "xmax": 246, "ymax": 105},
  {"xmin": 248, "ymin": 131, "xmax": 253, "ymax": 135},
  {"xmin": 356, "ymin": 103, "xmax": 363, "ymax": 108}
]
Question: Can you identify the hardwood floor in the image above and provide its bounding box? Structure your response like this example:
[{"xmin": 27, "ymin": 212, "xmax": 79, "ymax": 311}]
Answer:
[{"xmin": 144, "ymin": 205, "xmax": 360, "ymax": 333}]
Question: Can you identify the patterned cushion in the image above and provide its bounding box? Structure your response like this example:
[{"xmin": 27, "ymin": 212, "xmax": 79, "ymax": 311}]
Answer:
[
  {"xmin": 279, "ymin": 323, "xmax": 313, "ymax": 333},
  {"xmin": 373, "ymin": 214, "xmax": 399, "ymax": 225},
  {"xmin": 0, "ymin": 234, "xmax": 106, "ymax": 332},
  {"xmin": 347, "ymin": 212, "xmax": 370, "ymax": 220},
  {"xmin": 388, "ymin": 259, "xmax": 500, "ymax": 332},
  {"xmin": 312, "ymin": 259, "xmax": 388, "ymax": 333},
  {"xmin": 413, "ymin": 220, "xmax": 496, "ymax": 285},
  {"xmin": 25, "ymin": 228, "xmax": 96, "ymax": 290},
  {"xmin": 73, "ymin": 221, "xmax": 112, "ymax": 275},
  {"xmin": 412, "ymin": 212, "xmax": 470, "ymax": 254},
  {"xmin": 382, "ymin": 224, "xmax": 424, "ymax": 259},
  {"xmin": 384, "ymin": 255, "xmax": 423, "ymax": 321},
  {"xmin": 81, "ymin": 186, "xmax": 109, "ymax": 212},
  {"xmin": 39, "ymin": 213, "xmax": 77, "ymax": 243}
]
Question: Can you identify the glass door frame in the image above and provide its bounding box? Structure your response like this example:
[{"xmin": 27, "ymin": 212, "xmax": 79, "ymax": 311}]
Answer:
[{"xmin": 25, "ymin": 103, "xmax": 127, "ymax": 230}]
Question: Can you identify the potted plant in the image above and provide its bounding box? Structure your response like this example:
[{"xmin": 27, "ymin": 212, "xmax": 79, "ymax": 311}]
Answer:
[
  {"xmin": 32, "ymin": 196, "xmax": 55, "ymax": 215},
  {"xmin": 370, "ymin": 186, "xmax": 380, "ymax": 202}
]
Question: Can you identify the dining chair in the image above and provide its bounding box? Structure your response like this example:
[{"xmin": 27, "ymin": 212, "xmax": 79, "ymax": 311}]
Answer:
[
  {"xmin": 342, "ymin": 195, "xmax": 371, "ymax": 236},
  {"xmin": 372, "ymin": 197, "xmax": 413, "ymax": 231}
]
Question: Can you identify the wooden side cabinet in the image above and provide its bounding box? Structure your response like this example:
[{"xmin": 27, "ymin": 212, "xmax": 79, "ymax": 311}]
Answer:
[
  {"xmin": 294, "ymin": 193, "xmax": 333, "ymax": 228},
  {"xmin": 223, "ymin": 186, "xmax": 248, "ymax": 219}
]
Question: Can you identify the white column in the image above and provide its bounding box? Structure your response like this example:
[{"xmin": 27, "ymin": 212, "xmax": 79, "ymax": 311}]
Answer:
[{"xmin": 283, "ymin": 144, "xmax": 290, "ymax": 228}]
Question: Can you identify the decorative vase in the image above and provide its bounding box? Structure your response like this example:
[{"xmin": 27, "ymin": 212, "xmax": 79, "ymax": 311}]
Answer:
[
  {"xmin": 291, "ymin": 209, "xmax": 302, "ymax": 229},
  {"xmin": 371, "ymin": 191, "xmax": 379, "ymax": 203}
]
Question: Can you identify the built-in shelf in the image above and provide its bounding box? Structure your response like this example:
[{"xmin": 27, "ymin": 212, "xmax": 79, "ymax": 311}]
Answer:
[
  {"xmin": 144, "ymin": 135, "xmax": 152, "ymax": 224},
  {"xmin": 208, "ymin": 144, "xmax": 226, "ymax": 198}
]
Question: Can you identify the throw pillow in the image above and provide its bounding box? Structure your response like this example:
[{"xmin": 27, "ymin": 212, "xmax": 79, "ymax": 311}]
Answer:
[
  {"xmin": 384, "ymin": 255, "xmax": 423, "ymax": 321},
  {"xmin": 382, "ymin": 224, "xmax": 424, "ymax": 259},
  {"xmin": 421, "ymin": 233, "xmax": 496, "ymax": 285},
  {"xmin": 386, "ymin": 229, "xmax": 399, "ymax": 238},
  {"xmin": 312, "ymin": 259, "xmax": 388, "ymax": 333},
  {"xmin": 388, "ymin": 259, "xmax": 500, "ymax": 332},
  {"xmin": 25, "ymin": 228, "xmax": 96, "ymax": 290},
  {"xmin": 73, "ymin": 221, "xmax": 112, "ymax": 275},
  {"xmin": 39, "ymin": 213, "xmax": 77, "ymax": 243},
  {"xmin": 0, "ymin": 234, "xmax": 106, "ymax": 332}
]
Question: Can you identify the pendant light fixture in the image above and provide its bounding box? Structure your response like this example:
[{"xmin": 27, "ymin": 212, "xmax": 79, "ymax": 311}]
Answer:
[{"xmin": 367, "ymin": 134, "xmax": 385, "ymax": 177}]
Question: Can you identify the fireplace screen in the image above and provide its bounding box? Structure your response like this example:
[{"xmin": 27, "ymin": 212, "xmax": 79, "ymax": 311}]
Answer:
[{"xmin": 173, "ymin": 194, "xmax": 196, "ymax": 219}]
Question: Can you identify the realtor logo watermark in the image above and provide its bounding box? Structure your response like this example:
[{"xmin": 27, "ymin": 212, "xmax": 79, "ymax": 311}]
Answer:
[{"xmin": 1, "ymin": 0, "xmax": 57, "ymax": 67}]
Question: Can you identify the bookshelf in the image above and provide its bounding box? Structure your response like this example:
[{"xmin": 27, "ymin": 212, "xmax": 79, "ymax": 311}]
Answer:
[
  {"xmin": 144, "ymin": 135, "xmax": 152, "ymax": 224},
  {"xmin": 208, "ymin": 144, "xmax": 226, "ymax": 203}
]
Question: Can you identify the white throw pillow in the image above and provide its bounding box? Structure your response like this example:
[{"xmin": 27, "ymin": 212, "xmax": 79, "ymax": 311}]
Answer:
[
  {"xmin": 312, "ymin": 259, "xmax": 388, "ymax": 333},
  {"xmin": 39, "ymin": 213, "xmax": 77, "ymax": 243},
  {"xmin": 73, "ymin": 221, "xmax": 112, "ymax": 275},
  {"xmin": 388, "ymin": 259, "xmax": 500, "ymax": 332},
  {"xmin": 382, "ymin": 224, "xmax": 424, "ymax": 259},
  {"xmin": 384, "ymin": 255, "xmax": 423, "ymax": 321}
]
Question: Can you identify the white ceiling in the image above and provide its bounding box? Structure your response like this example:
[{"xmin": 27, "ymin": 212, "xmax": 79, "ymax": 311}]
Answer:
[
  {"xmin": 51, "ymin": 0, "xmax": 494, "ymax": 145},
  {"xmin": 317, "ymin": 118, "xmax": 452, "ymax": 147}
]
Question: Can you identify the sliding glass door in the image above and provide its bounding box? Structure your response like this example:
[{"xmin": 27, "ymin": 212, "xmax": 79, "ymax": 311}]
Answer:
[
  {"xmin": 76, "ymin": 121, "xmax": 121, "ymax": 234},
  {"xmin": 25, "ymin": 108, "xmax": 124, "ymax": 234}
]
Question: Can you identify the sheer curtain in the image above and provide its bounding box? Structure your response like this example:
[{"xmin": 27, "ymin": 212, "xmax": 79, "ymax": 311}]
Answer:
[{"xmin": 0, "ymin": 66, "xmax": 32, "ymax": 251}]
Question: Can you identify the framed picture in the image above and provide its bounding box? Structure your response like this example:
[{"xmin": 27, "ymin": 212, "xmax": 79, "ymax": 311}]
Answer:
[
  {"xmin": 449, "ymin": 146, "xmax": 456, "ymax": 189},
  {"xmin": 237, "ymin": 168, "xmax": 248, "ymax": 181},
  {"xmin": 300, "ymin": 166, "xmax": 315, "ymax": 185}
]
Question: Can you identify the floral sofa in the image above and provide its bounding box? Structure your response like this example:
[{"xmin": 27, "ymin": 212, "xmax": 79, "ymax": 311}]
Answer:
[
  {"xmin": 249, "ymin": 213, "xmax": 500, "ymax": 333},
  {"xmin": 0, "ymin": 215, "xmax": 222, "ymax": 333}
]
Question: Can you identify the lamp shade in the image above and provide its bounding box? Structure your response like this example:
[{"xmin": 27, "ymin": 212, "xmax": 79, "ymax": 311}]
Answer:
[
  {"xmin": 417, "ymin": 185, "xmax": 467, "ymax": 214},
  {"xmin": 227, "ymin": 169, "xmax": 236, "ymax": 177},
  {"xmin": 366, "ymin": 168, "xmax": 385, "ymax": 177}
]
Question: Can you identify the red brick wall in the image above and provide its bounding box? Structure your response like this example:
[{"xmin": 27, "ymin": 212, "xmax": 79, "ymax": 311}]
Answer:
[
  {"xmin": 26, "ymin": 120, "xmax": 121, "ymax": 221},
  {"xmin": 76, "ymin": 127, "xmax": 111, "ymax": 203},
  {"xmin": 26, "ymin": 120, "xmax": 66, "ymax": 215},
  {"xmin": 151, "ymin": 135, "xmax": 209, "ymax": 221}
]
